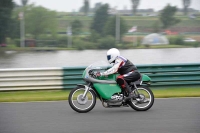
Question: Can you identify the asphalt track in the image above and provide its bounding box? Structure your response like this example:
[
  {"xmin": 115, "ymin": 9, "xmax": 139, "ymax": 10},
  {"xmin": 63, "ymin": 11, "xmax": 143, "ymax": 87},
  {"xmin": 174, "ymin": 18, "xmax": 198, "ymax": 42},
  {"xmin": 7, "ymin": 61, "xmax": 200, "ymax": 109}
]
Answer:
[{"xmin": 0, "ymin": 98, "xmax": 200, "ymax": 133}]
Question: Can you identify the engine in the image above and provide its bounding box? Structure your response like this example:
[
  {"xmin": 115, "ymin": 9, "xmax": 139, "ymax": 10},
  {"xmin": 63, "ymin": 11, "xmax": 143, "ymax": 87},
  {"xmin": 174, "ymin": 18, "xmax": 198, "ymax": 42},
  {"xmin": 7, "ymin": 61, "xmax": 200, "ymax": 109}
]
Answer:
[
  {"xmin": 103, "ymin": 94, "xmax": 124, "ymax": 107},
  {"xmin": 110, "ymin": 94, "xmax": 123, "ymax": 102}
]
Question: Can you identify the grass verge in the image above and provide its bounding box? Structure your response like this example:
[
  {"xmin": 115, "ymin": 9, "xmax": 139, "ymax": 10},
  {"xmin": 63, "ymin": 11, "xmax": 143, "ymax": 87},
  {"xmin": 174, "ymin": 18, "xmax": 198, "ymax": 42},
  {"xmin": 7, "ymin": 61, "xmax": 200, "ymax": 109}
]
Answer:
[
  {"xmin": 0, "ymin": 87, "xmax": 200, "ymax": 102},
  {"xmin": 152, "ymin": 87, "xmax": 200, "ymax": 98}
]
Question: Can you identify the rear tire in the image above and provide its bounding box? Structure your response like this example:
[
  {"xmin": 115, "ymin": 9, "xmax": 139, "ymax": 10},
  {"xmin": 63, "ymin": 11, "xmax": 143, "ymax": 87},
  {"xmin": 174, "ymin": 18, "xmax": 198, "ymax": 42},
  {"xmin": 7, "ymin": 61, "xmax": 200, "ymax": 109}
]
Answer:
[
  {"xmin": 128, "ymin": 86, "xmax": 154, "ymax": 111},
  {"xmin": 68, "ymin": 87, "xmax": 96, "ymax": 113}
]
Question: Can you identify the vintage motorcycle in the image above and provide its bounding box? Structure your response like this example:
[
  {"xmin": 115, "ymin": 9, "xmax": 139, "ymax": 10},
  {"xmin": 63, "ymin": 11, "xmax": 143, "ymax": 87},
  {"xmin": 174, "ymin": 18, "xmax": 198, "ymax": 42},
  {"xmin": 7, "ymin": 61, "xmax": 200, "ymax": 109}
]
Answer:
[{"xmin": 68, "ymin": 61, "xmax": 154, "ymax": 113}]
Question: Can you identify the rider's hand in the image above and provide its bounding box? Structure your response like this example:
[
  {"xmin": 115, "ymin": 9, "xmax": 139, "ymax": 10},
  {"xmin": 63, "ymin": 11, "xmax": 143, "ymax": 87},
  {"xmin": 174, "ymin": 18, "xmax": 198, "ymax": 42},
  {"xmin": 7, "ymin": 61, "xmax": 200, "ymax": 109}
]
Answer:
[{"xmin": 96, "ymin": 72, "xmax": 101, "ymax": 77}]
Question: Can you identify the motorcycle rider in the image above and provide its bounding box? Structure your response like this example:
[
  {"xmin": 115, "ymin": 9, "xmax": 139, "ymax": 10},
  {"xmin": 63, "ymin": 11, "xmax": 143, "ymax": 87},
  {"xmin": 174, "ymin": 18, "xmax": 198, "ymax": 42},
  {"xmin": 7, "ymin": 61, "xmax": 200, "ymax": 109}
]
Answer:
[{"xmin": 97, "ymin": 48, "xmax": 141, "ymax": 100}]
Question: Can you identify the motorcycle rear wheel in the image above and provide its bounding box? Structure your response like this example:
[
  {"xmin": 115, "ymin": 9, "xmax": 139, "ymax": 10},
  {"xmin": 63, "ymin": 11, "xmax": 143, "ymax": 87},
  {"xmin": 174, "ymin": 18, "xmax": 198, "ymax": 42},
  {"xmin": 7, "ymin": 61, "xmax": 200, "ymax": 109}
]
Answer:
[
  {"xmin": 128, "ymin": 86, "xmax": 154, "ymax": 111},
  {"xmin": 68, "ymin": 87, "xmax": 96, "ymax": 113}
]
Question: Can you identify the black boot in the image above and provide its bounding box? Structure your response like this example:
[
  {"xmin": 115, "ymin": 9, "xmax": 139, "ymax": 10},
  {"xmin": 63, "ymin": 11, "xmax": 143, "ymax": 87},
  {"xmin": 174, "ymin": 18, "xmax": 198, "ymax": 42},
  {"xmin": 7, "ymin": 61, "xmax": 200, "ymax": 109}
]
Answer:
[
  {"xmin": 126, "ymin": 92, "xmax": 135, "ymax": 100},
  {"xmin": 125, "ymin": 86, "xmax": 135, "ymax": 100}
]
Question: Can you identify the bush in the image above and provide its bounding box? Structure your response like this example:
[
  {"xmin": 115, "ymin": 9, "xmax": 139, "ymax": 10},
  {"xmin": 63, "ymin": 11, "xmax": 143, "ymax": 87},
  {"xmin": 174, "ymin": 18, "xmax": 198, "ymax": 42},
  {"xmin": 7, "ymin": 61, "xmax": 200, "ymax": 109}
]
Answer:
[
  {"xmin": 73, "ymin": 37, "xmax": 97, "ymax": 50},
  {"xmin": 184, "ymin": 41, "xmax": 200, "ymax": 47},
  {"xmin": 57, "ymin": 36, "xmax": 68, "ymax": 47},
  {"xmin": 97, "ymin": 35, "xmax": 115, "ymax": 49},
  {"xmin": 28, "ymin": 35, "xmax": 58, "ymax": 47},
  {"xmin": 168, "ymin": 35, "xmax": 200, "ymax": 47},
  {"xmin": 117, "ymin": 43, "xmax": 133, "ymax": 49},
  {"xmin": 168, "ymin": 35, "xmax": 184, "ymax": 45},
  {"xmin": 35, "ymin": 40, "xmax": 57, "ymax": 47},
  {"xmin": 14, "ymin": 39, "xmax": 21, "ymax": 47},
  {"xmin": 88, "ymin": 30, "xmax": 101, "ymax": 43}
]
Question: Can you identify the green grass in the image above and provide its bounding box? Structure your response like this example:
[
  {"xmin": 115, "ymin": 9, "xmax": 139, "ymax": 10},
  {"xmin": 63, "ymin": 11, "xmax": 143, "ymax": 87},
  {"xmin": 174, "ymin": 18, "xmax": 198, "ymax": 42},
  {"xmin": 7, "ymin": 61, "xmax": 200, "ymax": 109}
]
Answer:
[
  {"xmin": 0, "ymin": 90, "xmax": 70, "ymax": 102},
  {"xmin": 57, "ymin": 16, "xmax": 200, "ymax": 31},
  {"xmin": 152, "ymin": 87, "xmax": 200, "ymax": 98},
  {"xmin": 0, "ymin": 87, "xmax": 200, "ymax": 102}
]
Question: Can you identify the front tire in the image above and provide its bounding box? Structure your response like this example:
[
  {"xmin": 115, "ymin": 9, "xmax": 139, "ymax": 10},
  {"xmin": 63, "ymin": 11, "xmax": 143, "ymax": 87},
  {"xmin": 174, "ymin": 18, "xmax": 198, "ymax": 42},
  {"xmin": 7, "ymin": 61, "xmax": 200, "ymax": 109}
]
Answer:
[
  {"xmin": 128, "ymin": 86, "xmax": 154, "ymax": 111},
  {"xmin": 68, "ymin": 86, "xmax": 96, "ymax": 113}
]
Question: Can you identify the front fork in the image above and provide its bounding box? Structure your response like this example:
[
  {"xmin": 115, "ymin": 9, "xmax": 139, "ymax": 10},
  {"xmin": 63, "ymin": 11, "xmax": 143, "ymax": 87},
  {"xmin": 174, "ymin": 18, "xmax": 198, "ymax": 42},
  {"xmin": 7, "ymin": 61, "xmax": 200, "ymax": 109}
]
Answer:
[
  {"xmin": 132, "ymin": 83, "xmax": 140, "ymax": 97},
  {"xmin": 77, "ymin": 83, "xmax": 91, "ymax": 100}
]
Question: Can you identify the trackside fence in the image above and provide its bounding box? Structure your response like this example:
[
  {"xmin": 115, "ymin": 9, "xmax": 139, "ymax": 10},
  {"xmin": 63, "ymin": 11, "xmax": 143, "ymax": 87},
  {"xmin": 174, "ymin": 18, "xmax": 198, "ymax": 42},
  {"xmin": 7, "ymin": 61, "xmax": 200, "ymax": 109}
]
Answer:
[
  {"xmin": 0, "ymin": 63, "xmax": 200, "ymax": 91},
  {"xmin": 0, "ymin": 68, "xmax": 63, "ymax": 91}
]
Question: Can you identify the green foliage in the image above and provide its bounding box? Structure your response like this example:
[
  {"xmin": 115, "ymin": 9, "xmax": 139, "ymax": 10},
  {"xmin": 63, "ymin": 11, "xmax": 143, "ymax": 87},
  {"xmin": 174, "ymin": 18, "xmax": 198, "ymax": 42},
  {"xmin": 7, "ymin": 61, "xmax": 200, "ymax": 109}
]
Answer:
[
  {"xmin": 25, "ymin": 5, "xmax": 58, "ymax": 39},
  {"xmin": 104, "ymin": 16, "xmax": 128, "ymax": 41},
  {"xmin": 184, "ymin": 41, "xmax": 200, "ymax": 47},
  {"xmin": 73, "ymin": 37, "xmax": 97, "ymax": 50},
  {"xmin": 88, "ymin": 30, "xmax": 101, "ymax": 43},
  {"xmin": 168, "ymin": 35, "xmax": 200, "ymax": 47},
  {"xmin": 152, "ymin": 21, "xmax": 161, "ymax": 33},
  {"xmin": 72, "ymin": 35, "xmax": 115, "ymax": 50},
  {"xmin": 168, "ymin": 35, "xmax": 184, "ymax": 45},
  {"xmin": 0, "ymin": 0, "xmax": 14, "ymax": 44},
  {"xmin": 14, "ymin": 38, "xmax": 21, "ymax": 47},
  {"xmin": 8, "ymin": 16, "xmax": 20, "ymax": 39},
  {"xmin": 36, "ymin": 37, "xmax": 56, "ymax": 47},
  {"xmin": 57, "ymin": 16, "xmax": 200, "ymax": 33},
  {"xmin": 97, "ymin": 35, "xmax": 115, "ymax": 49},
  {"xmin": 71, "ymin": 19, "xmax": 82, "ymax": 35},
  {"xmin": 57, "ymin": 36, "xmax": 68, "ymax": 47},
  {"xmin": 91, "ymin": 4, "xmax": 109, "ymax": 35},
  {"xmin": 159, "ymin": 4, "xmax": 180, "ymax": 29}
]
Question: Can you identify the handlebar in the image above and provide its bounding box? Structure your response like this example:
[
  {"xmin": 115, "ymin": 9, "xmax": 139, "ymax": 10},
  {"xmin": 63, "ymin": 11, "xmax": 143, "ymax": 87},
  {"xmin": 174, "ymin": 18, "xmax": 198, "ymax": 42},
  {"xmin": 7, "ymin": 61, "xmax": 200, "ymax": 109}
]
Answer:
[{"xmin": 85, "ymin": 69, "xmax": 116, "ymax": 84}]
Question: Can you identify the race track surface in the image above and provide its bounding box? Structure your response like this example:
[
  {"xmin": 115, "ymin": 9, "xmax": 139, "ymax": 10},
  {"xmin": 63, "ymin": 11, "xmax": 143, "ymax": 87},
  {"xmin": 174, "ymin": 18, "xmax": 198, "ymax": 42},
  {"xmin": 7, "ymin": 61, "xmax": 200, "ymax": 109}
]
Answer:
[{"xmin": 0, "ymin": 98, "xmax": 200, "ymax": 133}]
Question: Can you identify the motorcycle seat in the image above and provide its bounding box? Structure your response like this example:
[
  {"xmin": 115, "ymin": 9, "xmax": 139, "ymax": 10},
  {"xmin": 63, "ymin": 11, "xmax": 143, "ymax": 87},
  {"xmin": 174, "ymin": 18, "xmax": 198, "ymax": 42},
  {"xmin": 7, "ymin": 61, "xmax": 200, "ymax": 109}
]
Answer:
[{"xmin": 129, "ymin": 79, "xmax": 142, "ymax": 86}]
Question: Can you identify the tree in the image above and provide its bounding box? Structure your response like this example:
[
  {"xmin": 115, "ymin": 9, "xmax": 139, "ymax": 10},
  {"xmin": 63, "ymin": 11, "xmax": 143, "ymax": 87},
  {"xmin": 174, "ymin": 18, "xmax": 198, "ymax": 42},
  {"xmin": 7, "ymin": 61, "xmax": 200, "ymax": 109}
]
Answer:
[
  {"xmin": 8, "ymin": 14, "xmax": 20, "ymax": 39},
  {"xmin": 21, "ymin": 0, "xmax": 28, "ymax": 6},
  {"xmin": 159, "ymin": 4, "xmax": 180, "ymax": 29},
  {"xmin": 10, "ymin": 2, "xmax": 26, "ymax": 40},
  {"xmin": 25, "ymin": 5, "xmax": 57, "ymax": 39},
  {"xmin": 92, "ymin": 2, "xmax": 102, "ymax": 12},
  {"xmin": 182, "ymin": 0, "xmax": 191, "ymax": 15},
  {"xmin": 104, "ymin": 16, "xmax": 128, "ymax": 41},
  {"xmin": 91, "ymin": 4, "xmax": 109, "ymax": 35},
  {"xmin": 131, "ymin": 0, "xmax": 140, "ymax": 15},
  {"xmin": 152, "ymin": 21, "xmax": 161, "ymax": 33},
  {"xmin": 0, "ymin": 0, "xmax": 14, "ymax": 44},
  {"xmin": 71, "ymin": 19, "xmax": 82, "ymax": 35},
  {"xmin": 83, "ymin": 0, "xmax": 89, "ymax": 16}
]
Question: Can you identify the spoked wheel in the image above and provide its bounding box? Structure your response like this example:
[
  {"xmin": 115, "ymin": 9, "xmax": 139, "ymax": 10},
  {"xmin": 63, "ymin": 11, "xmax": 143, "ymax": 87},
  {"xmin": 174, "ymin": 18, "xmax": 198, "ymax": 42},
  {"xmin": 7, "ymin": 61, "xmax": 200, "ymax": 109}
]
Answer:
[
  {"xmin": 128, "ymin": 86, "xmax": 154, "ymax": 111},
  {"xmin": 68, "ymin": 87, "xmax": 96, "ymax": 113}
]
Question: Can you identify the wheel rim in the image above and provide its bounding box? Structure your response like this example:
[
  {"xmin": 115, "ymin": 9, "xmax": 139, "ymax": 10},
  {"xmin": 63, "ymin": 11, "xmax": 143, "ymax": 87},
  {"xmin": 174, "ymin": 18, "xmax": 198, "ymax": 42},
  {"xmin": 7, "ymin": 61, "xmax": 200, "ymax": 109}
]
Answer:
[
  {"xmin": 131, "ymin": 88, "xmax": 152, "ymax": 109},
  {"xmin": 71, "ymin": 88, "xmax": 94, "ymax": 111}
]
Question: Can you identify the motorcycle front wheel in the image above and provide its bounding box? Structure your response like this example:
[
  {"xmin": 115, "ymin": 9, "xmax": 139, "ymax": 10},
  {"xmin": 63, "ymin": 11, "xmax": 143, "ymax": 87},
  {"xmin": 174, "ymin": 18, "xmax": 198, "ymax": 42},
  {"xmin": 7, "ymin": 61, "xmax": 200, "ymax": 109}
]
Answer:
[
  {"xmin": 68, "ymin": 86, "xmax": 96, "ymax": 113},
  {"xmin": 128, "ymin": 86, "xmax": 154, "ymax": 111}
]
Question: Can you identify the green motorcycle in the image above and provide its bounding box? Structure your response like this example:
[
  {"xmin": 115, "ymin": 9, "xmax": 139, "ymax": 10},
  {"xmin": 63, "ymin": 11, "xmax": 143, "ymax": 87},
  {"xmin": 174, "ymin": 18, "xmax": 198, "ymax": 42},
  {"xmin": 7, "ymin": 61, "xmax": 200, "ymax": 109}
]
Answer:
[{"xmin": 68, "ymin": 61, "xmax": 154, "ymax": 113}]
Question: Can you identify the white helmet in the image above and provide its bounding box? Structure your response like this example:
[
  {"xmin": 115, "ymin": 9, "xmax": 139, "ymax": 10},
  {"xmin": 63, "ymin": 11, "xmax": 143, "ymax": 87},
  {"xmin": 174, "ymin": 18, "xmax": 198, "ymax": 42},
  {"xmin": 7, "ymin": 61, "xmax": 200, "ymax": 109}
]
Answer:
[{"xmin": 107, "ymin": 48, "xmax": 120, "ymax": 64}]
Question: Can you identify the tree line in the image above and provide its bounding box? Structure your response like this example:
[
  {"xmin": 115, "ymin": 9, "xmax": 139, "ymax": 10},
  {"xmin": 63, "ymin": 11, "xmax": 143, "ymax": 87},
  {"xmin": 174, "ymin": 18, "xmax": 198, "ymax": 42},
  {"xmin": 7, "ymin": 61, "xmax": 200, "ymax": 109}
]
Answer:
[
  {"xmin": 0, "ymin": 0, "xmax": 192, "ymax": 48},
  {"xmin": 81, "ymin": 0, "xmax": 192, "ymax": 16}
]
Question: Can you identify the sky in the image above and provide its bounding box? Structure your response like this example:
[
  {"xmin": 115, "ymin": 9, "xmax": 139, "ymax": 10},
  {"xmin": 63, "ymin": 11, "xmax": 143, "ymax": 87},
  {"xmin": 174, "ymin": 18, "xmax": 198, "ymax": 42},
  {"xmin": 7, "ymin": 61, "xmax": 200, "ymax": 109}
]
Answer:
[{"xmin": 14, "ymin": 0, "xmax": 200, "ymax": 12}]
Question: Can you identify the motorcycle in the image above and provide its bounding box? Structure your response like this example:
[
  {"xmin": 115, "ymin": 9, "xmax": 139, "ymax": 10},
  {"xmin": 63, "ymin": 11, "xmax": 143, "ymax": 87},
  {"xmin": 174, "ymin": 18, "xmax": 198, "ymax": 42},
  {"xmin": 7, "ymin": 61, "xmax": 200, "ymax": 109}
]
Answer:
[{"xmin": 68, "ymin": 61, "xmax": 154, "ymax": 113}]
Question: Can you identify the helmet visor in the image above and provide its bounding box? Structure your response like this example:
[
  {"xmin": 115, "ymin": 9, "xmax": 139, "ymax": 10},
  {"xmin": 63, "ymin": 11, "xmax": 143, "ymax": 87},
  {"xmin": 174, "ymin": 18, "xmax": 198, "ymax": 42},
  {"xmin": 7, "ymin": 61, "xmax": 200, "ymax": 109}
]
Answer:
[{"xmin": 107, "ymin": 55, "xmax": 111, "ymax": 61}]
